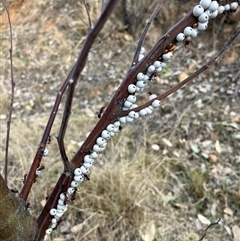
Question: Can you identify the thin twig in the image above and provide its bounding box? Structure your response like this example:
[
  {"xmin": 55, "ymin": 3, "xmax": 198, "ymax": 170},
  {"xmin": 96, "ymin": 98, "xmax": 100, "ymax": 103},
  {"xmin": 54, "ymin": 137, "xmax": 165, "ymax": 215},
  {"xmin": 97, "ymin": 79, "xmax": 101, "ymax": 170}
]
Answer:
[
  {"xmin": 2, "ymin": 0, "xmax": 14, "ymax": 185},
  {"xmin": 56, "ymin": 0, "xmax": 120, "ymax": 170},
  {"xmin": 56, "ymin": 79, "xmax": 74, "ymax": 169},
  {"xmin": 82, "ymin": 0, "xmax": 92, "ymax": 28},
  {"xmin": 19, "ymin": 67, "xmax": 74, "ymax": 201},
  {"xmin": 131, "ymin": 0, "xmax": 164, "ymax": 67},
  {"xmin": 199, "ymin": 218, "xmax": 224, "ymax": 241}
]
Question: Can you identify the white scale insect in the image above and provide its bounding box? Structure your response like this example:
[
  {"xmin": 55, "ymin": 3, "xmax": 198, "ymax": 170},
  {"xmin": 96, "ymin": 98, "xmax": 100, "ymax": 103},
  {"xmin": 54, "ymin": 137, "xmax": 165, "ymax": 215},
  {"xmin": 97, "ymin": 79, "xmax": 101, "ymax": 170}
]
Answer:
[
  {"xmin": 43, "ymin": 148, "xmax": 49, "ymax": 157},
  {"xmin": 128, "ymin": 84, "xmax": 137, "ymax": 94},
  {"xmin": 130, "ymin": 104, "xmax": 138, "ymax": 110},
  {"xmin": 84, "ymin": 155, "xmax": 93, "ymax": 163},
  {"xmin": 176, "ymin": 33, "xmax": 185, "ymax": 42},
  {"xmin": 101, "ymin": 130, "xmax": 111, "ymax": 139},
  {"xmin": 193, "ymin": 5, "xmax": 204, "ymax": 17},
  {"xmin": 106, "ymin": 124, "xmax": 115, "ymax": 132},
  {"xmin": 198, "ymin": 12, "xmax": 209, "ymax": 22},
  {"xmin": 74, "ymin": 168, "xmax": 82, "ymax": 176},
  {"xmin": 58, "ymin": 199, "xmax": 65, "ymax": 205},
  {"xmin": 71, "ymin": 181, "xmax": 78, "ymax": 188},
  {"xmin": 162, "ymin": 52, "xmax": 172, "ymax": 61},
  {"xmin": 50, "ymin": 208, "xmax": 57, "ymax": 216},
  {"xmin": 153, "ymin": 61, "xmax": 161, "ymax": 68},
  {"xmin": 80, "ymin": 165, "xmax": 89, "ymax": 174},
  {"xmin": 199, "ymin": 0, "xmax": 211, "ymax": 9},
  {"xmin": 139, "ymin": 109, "xmax": 147, "ymax": 117},
  {"xmin": 127, "ymin": 95, "xmax": 137, "ymax": 103},
  {"xmin": 147, "ymin": 65, "xmax": 155, "ymax": 76},
  {"xmin": 183, "ymin": 27, "xmax": 193, "ymax": 36},
  {"xmin": 83, "ymin": 162, "xmax": 93, "ymax": 168},
  {"xmin": 96, "ymin": 137, "xmax": 106, "ymax": 147},
  {"xmin": 151, "ymin": 100, "xmax": 161, "ymax": 108},
  {"xmin": 90, "ymin": 151, "xmax": 99, "ymax": 158},
  {"xmin": 74, "ymin": 175, "xmax": 84, "ymax": 182},
  {"xmin": 208, "ymin": 1, "xmax": 219, "ymax": 12},
  {"xmin": 93, "ymin": 144, "xmax": 104, "ymax": 152},
  {"xmin": 137, "ymin": 72, "xmax": 145, "ymax": 81},
  {"xmin": 46, "ymin": 228, "xmax": 53, "ymax": 234},
  {"xmin": 136, "ymin": 81, "xmax": 146, "ymax": 88},
  {"xmin": 124, "ymin": 100, "xmax": 133, "ymax": 108}
]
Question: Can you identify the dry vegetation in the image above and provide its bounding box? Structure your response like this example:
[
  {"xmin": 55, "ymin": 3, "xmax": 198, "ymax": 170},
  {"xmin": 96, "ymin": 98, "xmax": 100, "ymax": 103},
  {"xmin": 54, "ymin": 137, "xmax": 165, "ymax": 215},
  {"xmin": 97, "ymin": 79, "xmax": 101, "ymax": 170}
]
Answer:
[{"xmin": 0, "ymin": 0, "xmax": 240, "ymax": 240}]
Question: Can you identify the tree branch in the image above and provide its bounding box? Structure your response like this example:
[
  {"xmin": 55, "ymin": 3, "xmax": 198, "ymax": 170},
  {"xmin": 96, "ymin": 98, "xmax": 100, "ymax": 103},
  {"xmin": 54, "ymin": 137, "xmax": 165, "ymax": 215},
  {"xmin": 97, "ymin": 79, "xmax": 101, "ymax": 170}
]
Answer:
[{"xmin": 131, "ymin": 0, "xmax": 164, "ymax": 67}]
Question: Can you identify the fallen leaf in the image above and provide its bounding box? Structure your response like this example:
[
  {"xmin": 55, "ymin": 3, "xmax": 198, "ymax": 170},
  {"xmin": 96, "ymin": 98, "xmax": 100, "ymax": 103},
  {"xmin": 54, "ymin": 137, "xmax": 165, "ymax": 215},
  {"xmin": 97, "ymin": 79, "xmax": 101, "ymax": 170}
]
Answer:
[
  {"xmin": 222, "ymin": 167, "xmax": 232, "ymax": 175},
  {"xmin": 233, "ymin": 133, "xmax": 240, "ymax": 139},
  {"xmin": 197, "ymin": 214, "xmax": 211, "ymax": 225},
  {"xmin": 224, "ymin": 225, "xmax": 233, "ymax": 237},
  {"xmin": 123, "ymin": 34, "xmax": 132, "ymax": 41},
  {"xmin": 201, "ymin": 140, "xmax": 212, "ymax": 148},
  {"xmin": 223, "ymin": 207, "xmax": 234, "ymax": 216},
  {"xmin": 59, "ymin": 220, "xmax": 71, "ymax": 233},
  {"xmin": 190, "ymin": 143, "xmax": 200, "ymax": 154},
  {"xmin": 173, "ymin": 151, "xmax": 180, "ymax": 157},
  {"xmin": 201, "ymin": 152, "xmax": 209, "ymax": 159},
  {"xmin": 195, "ymin": 218, "xmax": 203, "ymax": 230},
  {"xmin": 221, "ymin": 121, "xmax": 239, "ymax": 129},
  {"xmin": 215, "ymin": 140, "xmax": 222, "ymax": 153},
  {"xmin": 140, "ymin": 221, "xmax": 156, "ymax": 241},
  {"xmin": 232, "ymin": 225, "xmax": 240, "ymax": 241},
  {"xmin": 162, "ymin": 138, "xmax": 173, "ymax": 147},
  {"xmin": 40, "ymin": 199, "xmax": 46, "ymax": 207},
  {"xmin": 161, "ymin": 194, "xmax": 176, "ymax": 205},
  {"xmin": 178, "ymin": 71, "xmax": 188, "ymax": 82},
  {"xmin": 71, "ymin": 223, "xmax": 84, "ymax": 233},
  {"xmin": 232, "ymin": 116, "xmax": 240, "ymax": 123}
]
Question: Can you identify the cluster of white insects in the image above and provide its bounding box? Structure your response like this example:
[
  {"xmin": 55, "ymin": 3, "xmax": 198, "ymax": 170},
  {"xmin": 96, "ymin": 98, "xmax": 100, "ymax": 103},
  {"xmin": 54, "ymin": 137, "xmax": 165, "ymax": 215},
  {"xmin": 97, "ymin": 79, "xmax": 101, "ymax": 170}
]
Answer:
[
  {"xmin": 176, "ymin": 0, "xmax": 239, "ymax": 43},
  {"xmin": 45, "ymin": 0, "xmax": 240, "ymax": 235}
]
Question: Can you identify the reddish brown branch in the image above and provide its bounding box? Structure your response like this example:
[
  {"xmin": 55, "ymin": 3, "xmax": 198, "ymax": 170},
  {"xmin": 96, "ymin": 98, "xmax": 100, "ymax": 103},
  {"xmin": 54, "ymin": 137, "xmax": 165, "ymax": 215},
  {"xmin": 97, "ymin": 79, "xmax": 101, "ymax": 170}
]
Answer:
[
  {"xmin": 20, "ymin": 0, "xmax": 121, "ymax": 202},
  {"xmin": 35, "ymin": 1, "xmax": 120, "ymax": 239},
  {"xmin": 19, "ymin": 68, "xmax": 74, "ymax": 200},
  {"xmin": 71, "ymin": 11, "xmax": 197, "ymax": 167},
  {"xmin": 19, "ymin": 1, "xmax": 240, "ymax": 240},
  {"xmin": 35, "ymin": 172, "xmax": 73, "ymax": 241},
  {"xmin": 71, "ymin": 8, "xmax": 240, "ymax": 169},
  {"xmin": 56, "ymin": 80, "xmax": 75, "ymax": 169},
  {"xmin": 57, "ymin": 0, "xmax": 121, "ymax": 167}
]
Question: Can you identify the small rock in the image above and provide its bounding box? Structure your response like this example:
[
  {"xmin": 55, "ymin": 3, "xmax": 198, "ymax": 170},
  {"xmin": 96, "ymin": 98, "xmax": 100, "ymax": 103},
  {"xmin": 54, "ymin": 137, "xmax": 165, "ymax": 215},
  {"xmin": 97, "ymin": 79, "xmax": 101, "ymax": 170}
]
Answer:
[
  {"xmin": 210, "ymin": 154, "xmax": 218, "ymax": 163},
  {"xmin": 151, "ymin": 144, "xmax": 160, "ymax": 151}
]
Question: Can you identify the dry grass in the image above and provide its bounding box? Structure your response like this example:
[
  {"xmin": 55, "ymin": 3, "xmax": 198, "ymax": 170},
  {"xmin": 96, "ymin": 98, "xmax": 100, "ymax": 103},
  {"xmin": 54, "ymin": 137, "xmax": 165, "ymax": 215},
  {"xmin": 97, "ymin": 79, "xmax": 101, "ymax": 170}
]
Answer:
[{"xmin": 0, "ymin": 0, "xmax": 240, "ymax": 240}]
